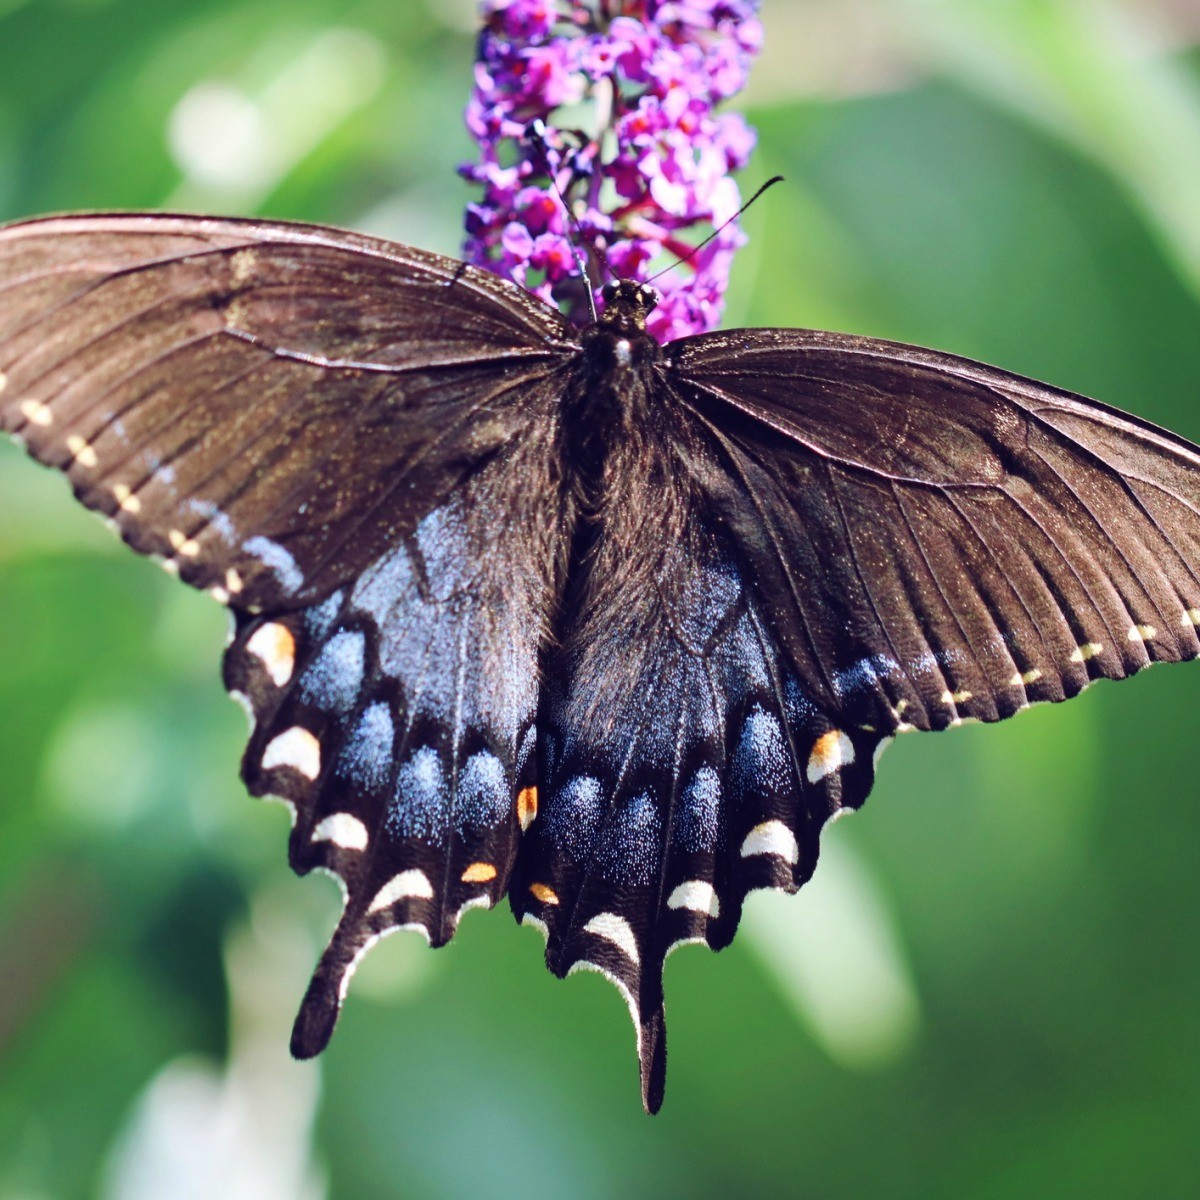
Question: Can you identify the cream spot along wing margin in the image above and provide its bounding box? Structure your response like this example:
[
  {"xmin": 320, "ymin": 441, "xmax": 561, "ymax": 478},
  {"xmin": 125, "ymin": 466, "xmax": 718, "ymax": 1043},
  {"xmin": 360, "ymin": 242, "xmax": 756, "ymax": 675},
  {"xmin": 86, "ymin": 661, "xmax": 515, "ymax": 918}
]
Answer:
[
  {"xmin": 667, "ymin": 326, "xmax": 1200, "ymax": 735},
  {"xmin": 0, "ymin": 212, "xmax": 578, "ymax": 612}
]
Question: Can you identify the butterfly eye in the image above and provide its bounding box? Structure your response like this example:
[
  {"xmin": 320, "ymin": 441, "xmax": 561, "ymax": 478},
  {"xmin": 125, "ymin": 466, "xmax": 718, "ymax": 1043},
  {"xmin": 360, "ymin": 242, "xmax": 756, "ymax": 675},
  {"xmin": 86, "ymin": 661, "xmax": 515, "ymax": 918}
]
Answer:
[{"xmin": 601, "ymin": 280, "xmax": 618, "ymax": 303}]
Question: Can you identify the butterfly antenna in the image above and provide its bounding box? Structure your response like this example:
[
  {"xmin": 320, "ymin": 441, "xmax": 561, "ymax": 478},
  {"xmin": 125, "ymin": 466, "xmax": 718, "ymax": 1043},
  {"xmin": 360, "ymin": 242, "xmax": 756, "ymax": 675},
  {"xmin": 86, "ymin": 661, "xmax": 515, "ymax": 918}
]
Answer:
[
  {"xmin": 526, "ymin": 119, "xmax": 609, "ymax": 321},
  {"xmin": 645, "ymin": 174, "xmax": 785, "ymax": 284}
]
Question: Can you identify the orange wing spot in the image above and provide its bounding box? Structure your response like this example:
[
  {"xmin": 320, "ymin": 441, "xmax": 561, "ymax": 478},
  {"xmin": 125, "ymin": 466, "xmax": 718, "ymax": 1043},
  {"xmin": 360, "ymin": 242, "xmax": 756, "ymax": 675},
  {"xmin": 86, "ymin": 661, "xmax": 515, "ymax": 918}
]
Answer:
[
  {"xmin": 461, "ymin": 861, "xmax": 498, "ymax": 884},
  {"xmin": 529, "ymin": 882, "xmax": 559, "ymax": 905},
  {"xmin": 246, "ymin": 621, "xmax": 297, "ymax": 687},
  {"xmin": 517, "ymin": 785, "xmax": 538, "ymax": 831}
]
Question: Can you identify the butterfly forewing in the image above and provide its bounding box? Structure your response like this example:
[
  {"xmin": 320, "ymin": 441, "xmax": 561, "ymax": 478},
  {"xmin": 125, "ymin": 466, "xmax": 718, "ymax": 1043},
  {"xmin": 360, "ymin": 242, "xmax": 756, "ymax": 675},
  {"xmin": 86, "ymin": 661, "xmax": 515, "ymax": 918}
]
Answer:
[
  {"xmin": 0, "ymin": 214, "xmax": 576, "ymax": 610},
  {"xmin": 667, "ymin": 328, "xmax": 1200, "ymax": 734}
]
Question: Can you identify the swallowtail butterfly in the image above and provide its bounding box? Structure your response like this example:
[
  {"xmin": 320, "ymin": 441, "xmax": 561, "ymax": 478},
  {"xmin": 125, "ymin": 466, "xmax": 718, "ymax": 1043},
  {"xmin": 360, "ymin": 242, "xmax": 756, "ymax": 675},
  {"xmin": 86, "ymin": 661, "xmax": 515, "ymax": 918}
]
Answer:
[{"xmin": 4, "ymin": 213, "xmax": 1200, "ymax": 1111}]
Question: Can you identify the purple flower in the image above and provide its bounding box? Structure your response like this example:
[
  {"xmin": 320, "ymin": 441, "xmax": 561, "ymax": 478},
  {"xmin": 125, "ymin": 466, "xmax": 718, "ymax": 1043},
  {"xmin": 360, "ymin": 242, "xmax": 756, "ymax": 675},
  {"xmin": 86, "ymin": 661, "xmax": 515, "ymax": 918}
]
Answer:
[{"xmin": 460, "ymin": 0, "xmax": 763, "ymax": 341}]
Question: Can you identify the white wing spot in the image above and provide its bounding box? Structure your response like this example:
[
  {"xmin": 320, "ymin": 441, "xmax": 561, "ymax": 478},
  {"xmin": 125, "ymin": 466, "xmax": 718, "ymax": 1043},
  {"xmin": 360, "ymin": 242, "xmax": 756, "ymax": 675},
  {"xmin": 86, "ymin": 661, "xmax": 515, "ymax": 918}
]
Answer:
[
  {"xmin": 112, "ymin": 484, "xmax": 142, "ymax": 514},
  {"xmin": 666, "ymin": 936, "xmax": 708, "ymax": 960},
  {"xmin": 246, "ymin": 621, "xmax": 296, "ymax": 687},
  {"xmin": 262, "ymin": 791, "xmax": 297, "ymax": 825},
  {"xmin": 209, "ymin": 586, "xmax": 230, "ymax": 605},
  {"xmin": 1070, "ymin": 642, "xmax": 1103, "ymax": 663},
  {"xmin": 228, "ymin": 689, "xmax": 255, "ymax": 731},
  {"xmin": 0, "ymin": 371, "xmax": 7, "ymax": 394},
  {"xmin": 66, "ymin": 434, "xmax": 98, "ymax": 468},
  {"xmin": 160, "ymin": 557, "xmax": 180, "ymax": 577},
  {"xmin": 565, "ymin": 961, "xmax": 642, "ymax": 1065},
  {"xmin": 19, "ymin": 399, "xmax": 51, "ymax": 427},
  {"xmin": 226, "ymin": 568, "xmax": 245, "ymax": 595},
  {"xmin": 168, "ymin": 529, "xmax": 200, "ymax": 557},
  {"xmin": 1183, "ymin": 608, "xmax": 1200, "ymax": 628},
  {"xmin": 806, "ymin": 730, "xmax": 855, "ymax": 784},
  {"xmin": 262, "ymin": 726, "xmax": 321, "ymax": 780},
  {"xmin": 583, "ymin": 912, "xmax": 641, "ymax": 965},
  {"xmin": 455, "ymin": 894, "xmax": 492, "ymax": 924},
  {"xmin": 311, "ymin": 812, "xmax": 369, "ymax": 851},
  {"xmin": 1010, "ymin": 668, "xmax": 1042, "ymax": 686},
  {"xmin": 367, "ymin": 869, "xmax": 434, "ymax": 914},
  {"xmin": 521, "ymin": 912, "xmax": 550, "ymax": 944},
  {"xmin": 337, "ymin": 924, "xmax": 430, "ymax": 1005},
  {"xmin": 1127, "ymin": 624, "xmax": 1157, "ymax": 642},
  {"xmin": 666, "ymin": 880, "xmax": 720, "ymax": 919},
  {"xmin": 940, "ymin": 689, "xmax": 973, "ymax": 704},
  {"xmin": 740, "ymin": 820, "xmax": 799, "ymax": 864}
]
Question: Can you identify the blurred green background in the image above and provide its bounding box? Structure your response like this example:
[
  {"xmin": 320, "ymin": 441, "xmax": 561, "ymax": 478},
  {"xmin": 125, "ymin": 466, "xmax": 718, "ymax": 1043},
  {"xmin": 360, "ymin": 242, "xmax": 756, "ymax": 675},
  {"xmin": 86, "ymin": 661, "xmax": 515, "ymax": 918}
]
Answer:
[{"xmin": 3, "ymin": 0, "xmax": 1200, "ymax": 1196}]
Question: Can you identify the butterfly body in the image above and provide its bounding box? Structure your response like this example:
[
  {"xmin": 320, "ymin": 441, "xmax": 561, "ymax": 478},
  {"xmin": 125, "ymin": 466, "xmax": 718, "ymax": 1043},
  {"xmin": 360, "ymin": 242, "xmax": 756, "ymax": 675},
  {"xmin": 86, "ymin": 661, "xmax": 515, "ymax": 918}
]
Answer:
[{"xmin": 4, "ymin": 213, "xmax": 1200, "ymax": 1113}]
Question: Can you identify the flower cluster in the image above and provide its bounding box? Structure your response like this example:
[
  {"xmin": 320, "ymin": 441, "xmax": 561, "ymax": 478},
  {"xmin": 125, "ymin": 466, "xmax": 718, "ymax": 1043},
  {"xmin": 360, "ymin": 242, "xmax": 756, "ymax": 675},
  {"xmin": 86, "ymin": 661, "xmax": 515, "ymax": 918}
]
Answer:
[{"xmin": 461, "ymin": 0, "xmax": 763, "ymax": 340}]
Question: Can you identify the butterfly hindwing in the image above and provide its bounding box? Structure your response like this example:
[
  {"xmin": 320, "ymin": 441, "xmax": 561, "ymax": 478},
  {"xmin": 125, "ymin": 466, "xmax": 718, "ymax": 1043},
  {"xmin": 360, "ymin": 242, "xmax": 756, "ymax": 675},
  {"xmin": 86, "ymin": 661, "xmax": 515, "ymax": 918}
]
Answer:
[
  {"xmin": 510, "ymin": 385, "xmax": 887, "ymax": 1112},
  {"xmin": 225, "ymin": 428, "xmax": 568, "ymax": 1056},
  {"xmin": 0, "ymin": 214, "xmax": 575, "ymax": 610}
]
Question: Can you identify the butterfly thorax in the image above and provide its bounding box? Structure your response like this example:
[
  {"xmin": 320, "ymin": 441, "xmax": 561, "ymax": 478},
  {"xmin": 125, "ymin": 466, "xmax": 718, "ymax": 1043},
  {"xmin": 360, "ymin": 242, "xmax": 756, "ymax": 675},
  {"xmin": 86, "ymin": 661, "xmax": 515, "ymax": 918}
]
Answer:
[{"xmin": 564, "ymin": 287, "xmax": 663, "ymax": 480}]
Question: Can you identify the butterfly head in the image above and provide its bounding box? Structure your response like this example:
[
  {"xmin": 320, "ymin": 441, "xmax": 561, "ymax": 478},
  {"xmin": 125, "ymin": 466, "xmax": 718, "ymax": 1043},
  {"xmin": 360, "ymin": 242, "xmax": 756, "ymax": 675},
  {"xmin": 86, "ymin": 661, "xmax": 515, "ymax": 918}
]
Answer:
[{"xmin": 598, "ymin": 279, "xmax": 659, "ymax": 335}]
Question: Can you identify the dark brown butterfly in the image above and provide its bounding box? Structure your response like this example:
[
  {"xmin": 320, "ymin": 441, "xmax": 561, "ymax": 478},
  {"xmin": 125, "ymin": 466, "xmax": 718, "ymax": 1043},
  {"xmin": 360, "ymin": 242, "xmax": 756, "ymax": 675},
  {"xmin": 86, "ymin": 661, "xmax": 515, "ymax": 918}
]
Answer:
[{"xmin": 3, "ymin": 213, "xmax": 1200, "ymax": 1113}]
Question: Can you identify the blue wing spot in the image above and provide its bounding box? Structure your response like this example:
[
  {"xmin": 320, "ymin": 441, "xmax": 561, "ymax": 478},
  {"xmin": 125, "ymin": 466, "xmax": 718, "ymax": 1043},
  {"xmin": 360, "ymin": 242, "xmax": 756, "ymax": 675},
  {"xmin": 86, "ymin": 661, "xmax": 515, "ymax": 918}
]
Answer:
[
  {"xmin": 732, "ymin": 707, "xmax": 791, "ymax": 802},
  {"xmin": 298, "ymin": 630, "xmax": 365, "ymax": 712},
  {"xmin": 457, "ymin": 750, "xmax": 510, "ymax": 830},
  {"xmin": 674, "ymin": 766, "xmax": 722, "ymax": 853},
  {"xmin": 347, "ymin": 505, "xmax": 536, "ymax": 745},
  {"xmin": 784, "ymin": 676, "xmax": 819, "ymax": 728},
  {"xmin": 720, "ymin": 613, "xmax": 772, "ymax": 692},
  {"xmin": 352, "ymin": 545, "xmax": 414, "ymax": 625},
  {"xmin": 544, "ymin": 774, "xmax": 604, "ymax": 861},
  {"xmin": 388, "ymin": 746, "xmax": 450, "ymax": 842},
  {"xmin": 184, "ymin": 498, "xmax": 238, "ymax": 546},
  {"xmin": 831, "ymin": 654, "xmax": 900, "ymax": 701},
  {"xmin": 244, "ymin": 536, "xmax": 304, "ymax": 592},
  {"xmin": 517, "ymin": 725, "xmax": 536, "ymax": 774},
  {"xmin": 676, "ymin": 555, "xmax": 743, "ymax": 650},
  {"xmin": 335, "ymin": 702, "xmax": 395, "ymax": 792},
  {"xmin": 415, "ymin": 503, "xmax": 472, "ymax": 601},
  {"xmin": 596, "ymin": 790, "xmax": 662, "ymax": 886},
  {"xmin": 304, "ymin": 590, "xmax": 345, "ymax": 640}
]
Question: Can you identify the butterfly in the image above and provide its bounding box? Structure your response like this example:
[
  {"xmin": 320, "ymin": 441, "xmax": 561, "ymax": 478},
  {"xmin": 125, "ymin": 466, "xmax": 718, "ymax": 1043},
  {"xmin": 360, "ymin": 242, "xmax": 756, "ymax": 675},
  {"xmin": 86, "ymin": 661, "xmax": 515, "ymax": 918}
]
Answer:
[{"xmin": 3, "ymin": 212, "xmax": 1200, "ymax": 1113}]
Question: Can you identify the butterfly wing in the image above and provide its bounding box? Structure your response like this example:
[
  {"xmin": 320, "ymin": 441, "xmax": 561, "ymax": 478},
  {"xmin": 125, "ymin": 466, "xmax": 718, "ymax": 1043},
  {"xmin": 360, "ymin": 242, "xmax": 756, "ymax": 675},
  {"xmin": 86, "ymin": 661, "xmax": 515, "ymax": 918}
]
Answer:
[
  {"xmin": 509, "ymin": 372, "xmax": 888, "ymax": 1113},
  {"xmin": 0, "ymin": 213, "xmax": 575, "ymax": 608},
  {"xmin": 667, "ymin": 327, "xmax": 1200, "ymax": 732},
  {"xmin": 226, "ymin": 417, "xmax": 568, "ymax": 1057},
  {"xmin": 0, "ymin": 212, "xmax": 577, "ymax": 1054},
  {"xmin": 514, "ymin": 324, "xmax": 1200, "ymax": 1113}
]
